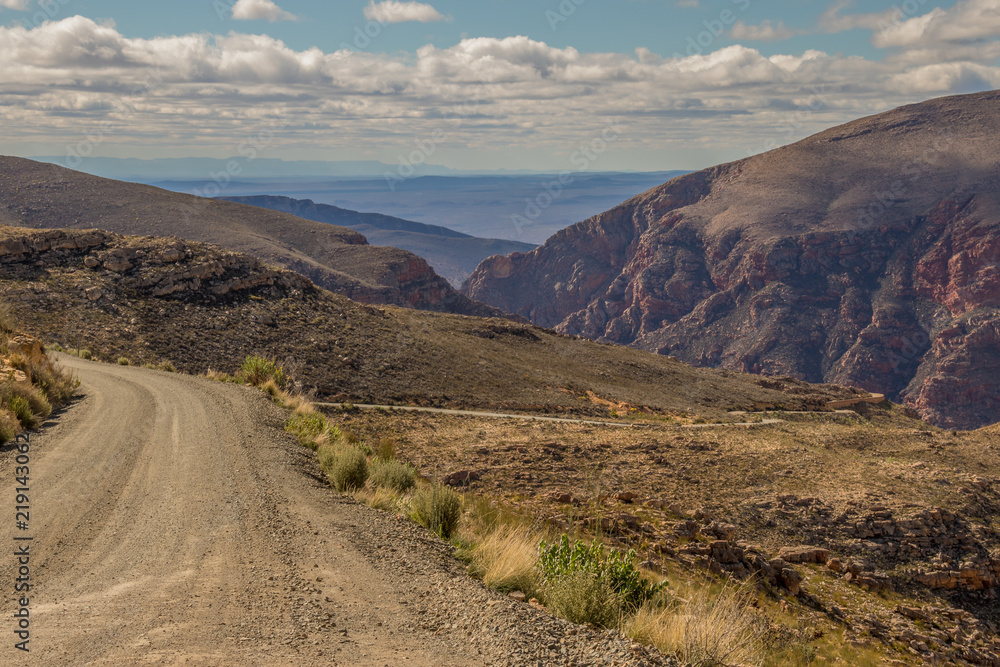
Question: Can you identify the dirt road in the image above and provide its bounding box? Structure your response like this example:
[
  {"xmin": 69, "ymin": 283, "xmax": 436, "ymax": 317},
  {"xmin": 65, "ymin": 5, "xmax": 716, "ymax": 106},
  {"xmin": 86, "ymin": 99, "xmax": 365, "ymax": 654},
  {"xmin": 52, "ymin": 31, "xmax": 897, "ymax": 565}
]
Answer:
[
  {"xmin": 315, "ymin": 403, "xmax": 784, "ymax": 429},
  {"xmin": 0, "ymin": 356, "xmax": 671, "ymax": 666}
]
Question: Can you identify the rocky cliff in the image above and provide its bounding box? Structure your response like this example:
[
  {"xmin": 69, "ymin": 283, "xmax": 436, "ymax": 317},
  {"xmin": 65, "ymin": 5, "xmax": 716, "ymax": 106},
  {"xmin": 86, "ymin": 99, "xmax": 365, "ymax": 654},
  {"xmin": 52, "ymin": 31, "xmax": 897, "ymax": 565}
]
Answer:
[
  {"xmin": 465, "ymin": 91, "xmax": 1000, "ymax": 429},
  {"xmin": 0, "ymin": 156, "xmax": 503, "ymax": 318}
]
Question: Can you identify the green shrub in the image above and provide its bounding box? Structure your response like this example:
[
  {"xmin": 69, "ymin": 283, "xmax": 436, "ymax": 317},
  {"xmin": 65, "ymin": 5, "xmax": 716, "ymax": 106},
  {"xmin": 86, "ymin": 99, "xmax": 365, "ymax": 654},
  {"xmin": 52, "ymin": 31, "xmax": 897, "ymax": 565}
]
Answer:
[
  {"xmin": 0, "ymin": 383, "xmax": 51, "ymax": 427},
  {"xmin": 157, "ymin": 361, "xmax": 176, "ymax": 372},
  {"xmin": 49, "ymin": 343, "xmax": 65, "ymax": 353},
  {"xmin": 317, "ymin": 444, "xmax": 338, "ymax": 474},
  {"xmin": 412, "ymin": 484, "xmax": 462, "ymax": 539},
  {"xmin": 238, "ymin": 355, "xmax": 287, "ymax": 390},
  {"xmin": 374, "ymin": 437, "xmax": 398, "ymax": 461},
  {"xmin": 19, "ymin": 357, "xmax": 76, "ymax": 405},
  {"xmin": 0, "ymin": 411, "xmax": 18, "ymax": 444},
  {"xmin": 328, "ymin": 446, "xmax": 369, "ymax": 492},
  {"xmin": 117, "ymin": 357, "xmax": 131, "ymax": 366},
  {"xmin": 537, "ymin": 535, "xmax": 665, "ymax": 622},
  {"xmin": 369, "ymin": 458, "xmax": 416, "ymax": 493},
  {"xmin": 7, "ymin": 395, "xmax": 34, "ymax": 428},
  {"xmin": 78, "ymin": 349, "xmax": 93, "ymax": 360},
  {"xmin": 546, "ymin": 569, "xmax": 622, "ymax": 628},
  {"xmin": 286, "ymin": 412, "xmax": 342, "ymax": 450}
]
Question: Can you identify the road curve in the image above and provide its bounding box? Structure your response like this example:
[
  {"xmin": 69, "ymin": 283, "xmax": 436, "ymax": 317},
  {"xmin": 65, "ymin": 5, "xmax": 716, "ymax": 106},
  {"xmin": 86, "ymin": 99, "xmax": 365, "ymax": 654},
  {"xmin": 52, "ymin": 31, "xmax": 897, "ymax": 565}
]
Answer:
[{"xmin": 0, "ymin": 355, "xmax": 483, "ymax": 666}]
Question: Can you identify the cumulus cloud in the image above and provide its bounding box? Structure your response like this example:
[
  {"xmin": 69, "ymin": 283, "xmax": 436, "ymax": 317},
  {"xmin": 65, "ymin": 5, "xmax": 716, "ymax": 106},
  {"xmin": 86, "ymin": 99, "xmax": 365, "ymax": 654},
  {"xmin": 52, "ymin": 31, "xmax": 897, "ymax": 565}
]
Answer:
[
  {"xmin": 0, "ymin": 16, "xmax": 998, "ymax": 164},
  {"xmin": 363, "ymin": 1, "xmax": 447, "ymax": 24},
  {"xmin": 874, "ymin": 0, "xmax": 1000, "ymax": 48},
  {"xmin": 0, "ymin": 0, "xmax": 28, "ymax": 8},
  {"xmin": 231, "ymin": 0, "xmax": 297, "ymax": 22},
  {"xmin": 730, "ymin": 20, "xmax": 798, "ymax": 42}
]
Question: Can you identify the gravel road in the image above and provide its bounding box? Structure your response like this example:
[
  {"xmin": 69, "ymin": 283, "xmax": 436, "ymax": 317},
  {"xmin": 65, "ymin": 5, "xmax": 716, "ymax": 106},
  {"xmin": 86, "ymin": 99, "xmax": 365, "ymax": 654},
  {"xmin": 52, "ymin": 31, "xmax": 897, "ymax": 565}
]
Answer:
[{"xmin": 0, "ymin": 356, "xmax": 675, "ymax": 666}]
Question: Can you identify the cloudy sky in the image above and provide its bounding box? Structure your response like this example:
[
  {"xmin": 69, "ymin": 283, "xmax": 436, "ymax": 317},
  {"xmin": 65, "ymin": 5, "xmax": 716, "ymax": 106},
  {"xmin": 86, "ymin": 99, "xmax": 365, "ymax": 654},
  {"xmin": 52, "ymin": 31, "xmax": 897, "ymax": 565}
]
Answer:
[{"xmin": 1, "ymin": 0, "xmax": 998, "ymax": 171}]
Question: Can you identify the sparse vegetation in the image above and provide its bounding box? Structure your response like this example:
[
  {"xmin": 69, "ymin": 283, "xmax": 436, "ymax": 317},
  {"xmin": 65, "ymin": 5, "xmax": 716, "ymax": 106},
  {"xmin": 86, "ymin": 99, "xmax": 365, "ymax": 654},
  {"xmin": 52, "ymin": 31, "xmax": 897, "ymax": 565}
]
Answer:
[
  {"xmin": 412, "ymin": 483, "xmax": 462, "ymax": 538},
  {"xmin": 624, "ymin": 583, "xmax": 766, "ymax": 667},
  {"xmin": 368, "ymin": 457, "xmax": 416, "ymax": 493},
  {"xmin": 238, "ymin": 355, "xmax": 287, "ymax": 390},
  {"xmin": 117, "ymin": 357, "xmax": 131, "ymax": 366},
  {"xmin": 0, "ymin": 302, "xmax": 77, "ymax": 442},
  {"xmin": 327, "ymin": 445, "xmax": 369, "ymax": 492},
  {"xmin": 537, "ymin": 535, "xmax": 665, "ymax": 625},
  {"xmin": 469, "ymin": 524, "xmax": 539, "ymax": 595}
]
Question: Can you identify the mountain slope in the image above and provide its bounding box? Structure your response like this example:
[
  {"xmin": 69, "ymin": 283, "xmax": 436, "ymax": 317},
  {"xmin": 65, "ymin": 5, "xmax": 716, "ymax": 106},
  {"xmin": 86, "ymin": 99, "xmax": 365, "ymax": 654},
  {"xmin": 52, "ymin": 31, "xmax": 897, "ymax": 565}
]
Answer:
[
  {"xmin": 0, "ymin": 156, "xmax": 501, "ymax": 317},
  {"xmin": 0, "ymin": 225, "xmax": 861, "ymax": 417},
  {"xmin": 465, "ymin": 91, "xmax": 1000, "ymax": 429},
  {"xmin": 218, "ymin": 195, "xmax": 536, "ymax": 286}
]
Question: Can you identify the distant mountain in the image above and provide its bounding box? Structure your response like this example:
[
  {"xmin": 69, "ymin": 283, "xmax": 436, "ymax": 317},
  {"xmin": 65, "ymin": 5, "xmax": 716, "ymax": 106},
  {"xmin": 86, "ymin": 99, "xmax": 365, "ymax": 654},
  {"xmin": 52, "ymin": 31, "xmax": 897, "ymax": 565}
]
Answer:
[
  {"xmin": 151, "ymin": 172, "xmax": 690, "ymax": 244},
  {"xmin": 218, "ymin": 195, "xmax": 536, "ymax": 286},
  {"xmin": 465, "ymin": 91, "xmax": 1000, "ymax": 430},
  {"xmin": 0, "ymin": 157, "xmax": 503, "ymax": 318}
]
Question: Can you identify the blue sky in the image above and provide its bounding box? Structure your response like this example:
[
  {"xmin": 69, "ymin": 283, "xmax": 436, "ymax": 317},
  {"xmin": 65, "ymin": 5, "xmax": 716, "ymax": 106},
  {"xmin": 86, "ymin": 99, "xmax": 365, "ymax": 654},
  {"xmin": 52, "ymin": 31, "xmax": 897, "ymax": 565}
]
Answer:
[{"xmin": 1, "ymin": 0, "xmax": 997, "ymax": 171}]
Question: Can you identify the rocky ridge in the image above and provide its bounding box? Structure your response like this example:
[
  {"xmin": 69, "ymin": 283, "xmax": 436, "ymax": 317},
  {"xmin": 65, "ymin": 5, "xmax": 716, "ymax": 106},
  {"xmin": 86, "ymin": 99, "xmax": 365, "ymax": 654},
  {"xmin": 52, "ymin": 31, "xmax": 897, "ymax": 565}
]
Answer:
[
  {"xmin": 0, "ymin": 225, "xmax": 853, "ymax": 418},
  {"xmin": 465, "ymin": 91, "xmax": 1000, "ymax": 429},
  {"xmin": 0, "ymin": 156, "xmax": 503, "ymax": 318}
]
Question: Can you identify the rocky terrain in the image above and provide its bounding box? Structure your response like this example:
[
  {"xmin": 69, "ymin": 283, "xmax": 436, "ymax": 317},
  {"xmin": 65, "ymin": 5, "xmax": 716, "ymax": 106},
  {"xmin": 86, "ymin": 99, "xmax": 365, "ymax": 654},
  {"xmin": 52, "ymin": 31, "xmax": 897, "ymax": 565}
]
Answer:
[
  {"xmin": 338, "ymin": 404, "xmax": 1000, "ymax": 665},
  {"xmin": 0, "ymin": 156, "xmax": 500, "ymax": 317},
  {"xmin": 465, "ymin": 91, "xmax": 1000, "ymax": 430},
  {"xmin": 0, "ymin": 225, "xmax": 859, "ymax": 418},
  {"xmin": 219, "ymin": 195, "xmax": 536, "ymax": 287}
]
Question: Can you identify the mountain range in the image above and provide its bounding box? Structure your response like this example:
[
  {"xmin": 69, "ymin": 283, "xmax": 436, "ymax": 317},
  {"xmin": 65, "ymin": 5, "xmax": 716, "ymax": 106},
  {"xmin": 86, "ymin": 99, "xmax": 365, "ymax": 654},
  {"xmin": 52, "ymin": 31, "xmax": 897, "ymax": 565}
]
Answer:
[
  {"xmin": 466, "ymin": 91, "xmax": 1000, "ymax": 430},
  {"xmin": 217, "ymin": 195, "xmax": 535, "ymax": 287},
  {"xmin": 0, "ymin": 157, "xmax": 499, "ymax": 317}
]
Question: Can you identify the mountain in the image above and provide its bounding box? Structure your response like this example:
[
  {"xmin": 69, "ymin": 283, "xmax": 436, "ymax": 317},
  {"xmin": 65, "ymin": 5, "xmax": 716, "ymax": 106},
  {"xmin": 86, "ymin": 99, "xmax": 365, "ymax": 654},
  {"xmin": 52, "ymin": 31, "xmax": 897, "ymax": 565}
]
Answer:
[
  {"xmin": 152, "ymin": 172, "xmax": 689, "ymax": 244},
  {"xmin": 0, "ymin": 156, "xmax": 501, "ymax": 317},
  {"xmin": 465, "ymin": 91, "xmax": 1000, "ymax": 430},
  {"xmin": 0, "ymin": 225, "xmax": 859, "ymax": 415},
  {"xmin": 217, "ymin": 195, "xmax": 536, "ymax": 287}
]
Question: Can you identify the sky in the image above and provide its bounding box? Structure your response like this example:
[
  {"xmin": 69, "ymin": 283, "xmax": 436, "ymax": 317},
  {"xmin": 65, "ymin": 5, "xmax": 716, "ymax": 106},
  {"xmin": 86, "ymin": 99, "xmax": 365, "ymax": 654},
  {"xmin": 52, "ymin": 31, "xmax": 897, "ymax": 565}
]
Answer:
[{"xmin": 0, "ymin": 0, "xmax": 998, "ymax": 172}]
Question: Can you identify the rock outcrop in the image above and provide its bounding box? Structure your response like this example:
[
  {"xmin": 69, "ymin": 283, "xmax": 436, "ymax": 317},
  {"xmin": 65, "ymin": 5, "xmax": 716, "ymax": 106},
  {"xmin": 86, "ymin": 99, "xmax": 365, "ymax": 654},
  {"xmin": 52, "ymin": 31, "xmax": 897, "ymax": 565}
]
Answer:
[
  {"xmin": 0, "ymin": 156, "xmax": 504, "ymax": 318},
  {"xmin": 465, "ymin": 91, "xmax": 1000, "ymax": 429}
]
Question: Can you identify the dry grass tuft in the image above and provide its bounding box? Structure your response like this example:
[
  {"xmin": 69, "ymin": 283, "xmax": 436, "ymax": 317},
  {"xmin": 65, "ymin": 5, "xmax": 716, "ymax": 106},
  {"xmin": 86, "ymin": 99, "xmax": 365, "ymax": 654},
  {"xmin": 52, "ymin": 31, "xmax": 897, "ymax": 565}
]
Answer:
[
  {"xmin": 625, "ymin": 582, "xmax": 766, "ymax": 667},
  {"xmin": 470, "ymin": 524, "xmax": 539, "ymax": 594}
]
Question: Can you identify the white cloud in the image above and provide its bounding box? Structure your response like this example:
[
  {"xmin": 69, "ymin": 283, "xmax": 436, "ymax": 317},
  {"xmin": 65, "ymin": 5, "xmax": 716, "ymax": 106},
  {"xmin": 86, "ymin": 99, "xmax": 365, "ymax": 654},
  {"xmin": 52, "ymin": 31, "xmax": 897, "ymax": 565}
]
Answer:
[
  {"xmin": 363, "ymin": 1, "xmax": 446, "ymax": 24},
  {"xmin": 0, "ymin": 16, "xmax": 998, "ymax": 164},
  {"xmin": 819, "ymin": 0, "xmax": 897, "ymax": 33},
  {"xmin": 730, "ymin": 20, "xmax": 797, "ymax": 42},
  {"xmin": 874, "ymin": 0, "xmax": 1000, "ymax": 48},
  {"xmin": 0, "ymin": 0, "xmax": 28, "ymax": 9},
  {"xmin": 231, "ymin": 0, "xmax": 297, "ymax": 22}
]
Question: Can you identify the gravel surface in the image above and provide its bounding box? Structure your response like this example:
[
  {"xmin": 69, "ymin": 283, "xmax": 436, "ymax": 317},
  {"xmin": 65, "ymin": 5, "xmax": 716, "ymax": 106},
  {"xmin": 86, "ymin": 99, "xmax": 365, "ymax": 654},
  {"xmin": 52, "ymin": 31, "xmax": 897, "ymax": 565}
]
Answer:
[{"xmin": 0, "ymin": 355, "xmax": 677, "ymax": 666}]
